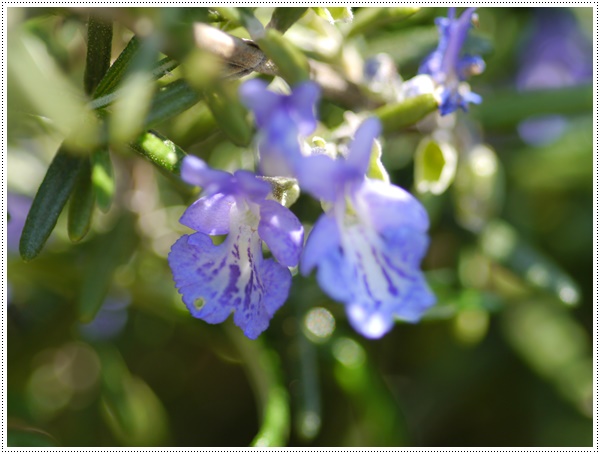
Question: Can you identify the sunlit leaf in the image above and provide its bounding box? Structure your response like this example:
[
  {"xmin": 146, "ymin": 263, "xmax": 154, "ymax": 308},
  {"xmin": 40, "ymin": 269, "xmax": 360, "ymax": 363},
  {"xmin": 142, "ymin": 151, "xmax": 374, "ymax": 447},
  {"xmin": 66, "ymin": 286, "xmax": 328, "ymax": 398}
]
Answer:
[
  {"xmin": 375, "ymin": 93, "xmax": 438, "ymax": 132},
  {"xmin": 257, "ymin": 29, "xmax": 310, "ymax": 86},
  {"xmin": 348, "ymin": 7, "xmax": 420, "ymax": 37},
  {"xmin": 267, "ymin": 7, "xmax": 308, "ymax": 34}
]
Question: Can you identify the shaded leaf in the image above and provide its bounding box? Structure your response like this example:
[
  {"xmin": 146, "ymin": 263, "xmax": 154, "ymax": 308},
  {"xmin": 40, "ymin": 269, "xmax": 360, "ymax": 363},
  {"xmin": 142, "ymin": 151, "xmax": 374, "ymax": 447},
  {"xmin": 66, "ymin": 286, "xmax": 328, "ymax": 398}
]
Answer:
[
  {"xmin": 67, "ymin": 157, "xmax": 95, "ymax": 242},
  {"xmin": 79, "ymin": 213, "xmax": 137, "ymax": 323},
  {"xmin": 84, "ymin": 15, "xmax": 113, "ymax": 95},
  {"xmin": 204, "ymin": 82, "xmax": 252, "ymax": 147},
  {"xmin": 20, "ymin": 146, "xmax": 85, "ymax": 261}
]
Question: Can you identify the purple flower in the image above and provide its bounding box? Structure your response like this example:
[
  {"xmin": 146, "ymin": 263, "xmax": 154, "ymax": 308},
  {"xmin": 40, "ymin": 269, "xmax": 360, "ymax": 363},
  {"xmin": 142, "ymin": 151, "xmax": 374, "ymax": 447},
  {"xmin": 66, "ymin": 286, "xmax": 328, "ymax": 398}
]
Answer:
[
  {"xmin": 239, "ymin": 79, "xmax": 321, "ymax": 177},
  {"xmin": 419, "ymin": 7, "xmax": 485, "ymax": 115},
  {"xmin": 517, "ymin": 9, "xmax": 592, "ymax": 145},
  {"xmin": 299, "ymin": 118, "xmax": 435, "ymax": 338},
  {"xmin": 168, "ymin": 156, "xmax": 304, "ymax": 339}
]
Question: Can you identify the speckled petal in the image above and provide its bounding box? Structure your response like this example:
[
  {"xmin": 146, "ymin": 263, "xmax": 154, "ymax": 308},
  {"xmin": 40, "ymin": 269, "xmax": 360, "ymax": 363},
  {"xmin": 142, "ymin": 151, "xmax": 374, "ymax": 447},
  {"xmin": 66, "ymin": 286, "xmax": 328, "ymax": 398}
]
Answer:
[{"xmin": 169, "ymin": 206, "xmax": 292, "ymax": 339}]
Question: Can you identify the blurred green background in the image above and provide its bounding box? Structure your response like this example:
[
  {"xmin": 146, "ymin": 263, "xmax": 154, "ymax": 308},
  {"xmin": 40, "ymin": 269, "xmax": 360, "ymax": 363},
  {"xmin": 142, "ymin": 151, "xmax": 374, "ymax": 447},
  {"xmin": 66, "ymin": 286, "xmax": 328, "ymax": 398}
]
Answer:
[{"xmin": 6, "ymin": 7, "xmax": 594, "ymax": 447}]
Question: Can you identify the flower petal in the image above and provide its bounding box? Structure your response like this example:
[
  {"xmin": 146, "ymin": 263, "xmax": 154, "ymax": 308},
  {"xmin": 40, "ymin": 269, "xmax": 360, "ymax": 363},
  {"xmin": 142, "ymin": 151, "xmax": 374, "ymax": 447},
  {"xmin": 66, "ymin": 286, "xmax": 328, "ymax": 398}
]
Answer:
[
  {"xmin": 306, "ymin": 212, "xmax": 435, "ymax": 338},
  {"xmin": 181, "ymin": 155, "xmax": 231, "ymax": 193},
  {"xmin": 295, "ymin": 154, "xmax": 344, "ymax": 203},
  {"xmin": 233, "ymin": 170, "xmax": 271, "ymax": 202},
  {"xmin": 300, "ymin": 213, "xmax": 341, "ymax": 276},
  {"xmin": 353, "ymin": 179, "xmax": 430, "ymax": 233},
  {"xmin": 179, "ymin": 193, "xmax": 235, "ymax": 235},
  {"xmin": 258, "ymin": 200, "xmax": 304, "ymax": 267},
  {"xmin": 257, "ymin": 115, "xmax": 304, "ymax": 177},
  {"xmin": 169, "ymin": 206, "xmax": 292, "ymax": 339},
  {"xmin": 346, "ymin": 117, "xmax": 382, "ymax": 176},
  {"xmin": 234, "ymin": 258, "xmax": 291, "ymax": 339},
  {"xmin": 288, "ymin": 81, "xmax": 321, "ymax": 136},
  {"xmin": 239, "ymin": 79, "xmax": 282, "ymax": 128},
  {"xmin": 346, "ymin": 303, "xmax": 395, "ymax": 339}
]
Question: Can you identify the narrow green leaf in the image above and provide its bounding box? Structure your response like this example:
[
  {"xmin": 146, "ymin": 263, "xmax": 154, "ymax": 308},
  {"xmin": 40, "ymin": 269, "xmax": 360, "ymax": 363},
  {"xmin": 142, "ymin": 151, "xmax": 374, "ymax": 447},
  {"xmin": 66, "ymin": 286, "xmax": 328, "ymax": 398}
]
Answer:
[
  {"xmin": 68, "ymin": 158, "xmax": 95, "ymax": 242},
  {"xmin": 267, "ymin": 8, "xmax": 308, "ymax": 34},
  {"xmin": 108, "ymin": 37, "xmax": 161, "ymax": 143},
  {"xmin": 204, "ymin": 83, "xmax": 252, "ymax": 147},
  {"xmin": 84, "ymin": 16, "xmax": 113, "ymax": 95},
  {"xmin": 473, "ymin": 84, "xmax": 593, "ymax": 129},
  {"xmin": 19, "ymin": 146, "xmax": 85, "ymax": 261},
  {"xmin": 348, "ymin": 7, "xmax": 420, "ymax": 37},
  {"xmin": 144, "ymin": 79, "xmax": 201, "ymax": 128},
  {"xmin": 93, "ymin": 37, "xmax": 140, "ymax": 99},
  {"xmin": 414, "ymin": 137, "xmax": 457, "ymax": 195},
  {"xmin": 480, "ymin": 220, "xmax": 581, "ymax": 306},
  {"xmin": 129, "ymin": 130, "xmax": 194, "ymax": 194},
  {"xmin": 79, "ymin": 214, "xmax": 136, "ymax": 323},
  {"xmin": 91, "ymin": 147, "xmax": 115, "ymax": 212},
  {"xmin": 257, "ymin": 29, "xmax": 309, "ymax": 86},
  {"xmin": 375, "ymin": 93, "xmax": 438, "ymax": 132}
]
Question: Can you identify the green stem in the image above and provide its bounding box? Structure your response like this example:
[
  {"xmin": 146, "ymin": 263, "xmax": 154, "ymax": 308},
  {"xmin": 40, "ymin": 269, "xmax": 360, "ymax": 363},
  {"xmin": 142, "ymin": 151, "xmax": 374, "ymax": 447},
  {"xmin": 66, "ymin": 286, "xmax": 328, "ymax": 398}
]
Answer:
[{"xmin": 225, "ymin": 325, "xmax": 290, "ymax": 447}]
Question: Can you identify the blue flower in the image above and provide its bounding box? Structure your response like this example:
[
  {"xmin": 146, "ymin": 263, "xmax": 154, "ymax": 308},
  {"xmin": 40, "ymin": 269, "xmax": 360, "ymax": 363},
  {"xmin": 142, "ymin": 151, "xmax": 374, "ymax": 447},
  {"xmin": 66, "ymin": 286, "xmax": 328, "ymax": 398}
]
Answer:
[
  {"xmin": 419, "ymin": 7, "xmax": 485, "ymax": 115},
  {"xmin": 168, "ymin": 156, "xmax": 304, "ymax": 339},
  {"xmin": 516, "ymin": 9, "xmax": 592, "ymax": 145},
  {"xmin": 239, "ymin": 79, "xmax": 321, "ymax": 177},
  {"xmin": 298, "ymin": 118, "xmax": 435, "ymax": 338}
]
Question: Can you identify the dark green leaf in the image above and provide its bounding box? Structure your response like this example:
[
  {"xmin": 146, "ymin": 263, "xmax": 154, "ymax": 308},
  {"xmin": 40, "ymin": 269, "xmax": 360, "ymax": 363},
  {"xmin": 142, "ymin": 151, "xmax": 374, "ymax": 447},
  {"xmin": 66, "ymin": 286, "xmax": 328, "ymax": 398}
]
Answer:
[
  {"xmin": 19, "ymin": 146, "xmax": 85, "ymax": 261},
  {"xmin": 144, "ymin": 79, "xmax": 201, "ymax": 128},
  {"xmin": 68, "ymin": 157, "xmax": 95, "ymax": 242},
  {"xmin": 204, "ymin": 83, "xmax": 252, "ymax": 147},
  {"xmin": 84, "ymin": 15, "xmax": 113, "ymax": 95},
  {"xmin": 93, "ymin": 37, "xmax": 140, "ymax": 99}
]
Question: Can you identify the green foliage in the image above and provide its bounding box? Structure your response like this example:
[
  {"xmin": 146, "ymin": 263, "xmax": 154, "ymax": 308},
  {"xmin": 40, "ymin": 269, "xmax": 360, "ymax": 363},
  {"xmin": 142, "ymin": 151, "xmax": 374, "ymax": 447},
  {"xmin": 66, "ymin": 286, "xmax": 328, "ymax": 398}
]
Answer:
[
  {"xmin": 19, "ymin": 146, "xmax": 85, "ymax": 261},
  {"xmin": 7, "ymin": 6, "xmax": 593, "ymax": 448}
]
